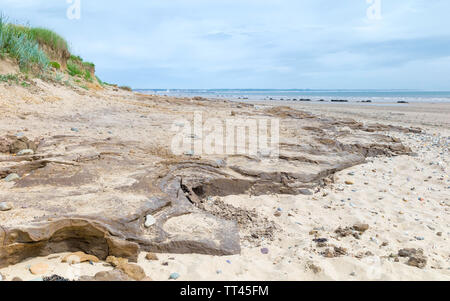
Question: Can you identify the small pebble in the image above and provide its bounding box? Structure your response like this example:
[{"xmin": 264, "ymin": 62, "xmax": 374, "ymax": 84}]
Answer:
[
  {"xmin": 261, "ymin": 248, "xmax": 269, "ymax": 254},
  {"xmin": 169, "ymin": 272, "xmax": 180, "ymax": 280},
  {"xmin": 144, "ymin": 215, "xmax": 156, "ymax": 228},
  {"xmin": 0, "ymin": 202, "xmax": 13, "ymax": 211},
  {"xmin": 17, "ymin": 149, "xmax": 34, "ymax": 156},
  {"xmin": 4, "ymin": 173, "xmax": 20, "ymax": 182}
]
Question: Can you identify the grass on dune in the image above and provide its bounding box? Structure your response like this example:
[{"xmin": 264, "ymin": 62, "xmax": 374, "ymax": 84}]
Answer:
[
  {"xmin": 27, "ymin": 27, "xmax": 69, "ymax": 54},
  {"xmin": 0, "ymin": 13, "xmax": 112, "ymax": 89},
  {"xmin": 0, "ymin": 14, "xmax": 50, "ymax": 71}
]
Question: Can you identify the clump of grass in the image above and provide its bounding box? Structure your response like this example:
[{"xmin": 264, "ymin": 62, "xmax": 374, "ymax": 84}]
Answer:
[
  {"xmin": 49, "ymin": 61, "xmax": 61, "ymax": 70},
  {"xmin": 70, "ymin": 54, "xmax": 82, "ymax": 62},
  {"xmin": 27, "ymin": 27, "xmax": 69, "ymax": 54},
  {"xmin": 67, "ymin": 59, "xmax": 82, "ymax": 76},
  {"xmin": 119, "ymin": 86, "xmax": 132, "ymax": 91},
  {"xmin": 83, "ymin": 61, "xmax": 95, "ymax": 69},
  {"xmin": 0, "ymin": 16, "xmax": 50, "ymax": 72},
  {"xmin": 0, "ymin": 14, "xmax": 50, "ymax": 72},
  {"xmin": 83, "ymin": 69, "xmax": 93, "ymax": 82},
  {"xmin": 0, "ymin": 73, "xmax": 19, "ymax": 83}
]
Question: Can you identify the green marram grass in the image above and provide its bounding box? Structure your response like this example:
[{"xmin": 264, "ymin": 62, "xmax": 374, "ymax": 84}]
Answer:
[
  {"xmin": 0, "ymin": 14, "xmax": 51, "ymax": 71},
  {"xmin": 67, "ymin": 59, "xmax": 83, "ymax": 76},
  {"xmin": 27, "ymin": 27, "xmax": 69, "ymax": 54}
]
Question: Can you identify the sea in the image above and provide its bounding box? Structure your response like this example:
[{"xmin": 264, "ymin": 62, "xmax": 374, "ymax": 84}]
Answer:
[{"xmin": 135, "ymin": 89, "xmax": 450, "ymax": 104}]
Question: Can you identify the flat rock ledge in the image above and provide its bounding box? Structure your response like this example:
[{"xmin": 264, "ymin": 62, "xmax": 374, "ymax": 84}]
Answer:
[{"xmin": 0, "ymin": 98, "xmax": 418, "ymax": 268}]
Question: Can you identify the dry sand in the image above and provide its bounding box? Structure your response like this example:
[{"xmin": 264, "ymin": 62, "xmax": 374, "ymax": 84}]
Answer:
[{"xmin": 0, "ymin": 82, "xmax": 449, "ymax": 281}]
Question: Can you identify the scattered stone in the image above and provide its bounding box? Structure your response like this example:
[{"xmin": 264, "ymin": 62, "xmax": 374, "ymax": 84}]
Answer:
[
  {"xmin": 415, "ymin": 236, "xmax": 425, "ymax": 241},
  {"xmin": 335, "ymin": 225, "xmax": 366, "ymax": 239},
  {"xmin": 145, "ymin": 252, "xmax": 159, "ymax": 261},
  {"xmin": 313, "ymin": 238, "xmax": 328, "ymax": 243},
  {"xmin": 71, "ymin": 128, "xmax": 79, "ymax": 132},
  {"xmin": 4, "ymin": 173, "xmax": 20, "ymax": 182},
  {"xmin": 144, "ymin": 214, "xmax": 156, "ymax": 228},
  {"xmin": 274, "ymin": 211, "xmax": 282, "ymax": 217},
  {"xmin": 299, "ymin": 189, "xmax": 313, "ymax": 195},
  {"xmin": 0, "ymin": 202, "xmax": 13, "ymax": 211},
  {"xmin": 407, "ymin": 254, "xmax": 427, "ymax": 269},
  {"xmin": 17, "ymin": 149, "xmax": 34, "ymax": 156},
  {"xmin": 334, "ymin": 246, "xmax": 348, "ymax": 256},
  {"xmin": 12, "ymin": 277, "xmax": 23, "ymax": 281},
  {"xmin": 352, "ymin": 223, "xmax": 369, "ymax": 233},
  {"xmin": 398, "ymin": 248, "xmax": 423, "ymax": 258},
  {"xmin": 345, "ymin": 181, "xmax": 354, "ymax": 185},
  {"xmin": 169, "ymin": 272, "xmax": 180, "ymax": 280},
  {"xmin": 307, "ymin": 262, "xmax": 322, "ymax": 274},
  {"xmin": 43, "ymin": 275, "xmax": 70, "ymax": 282},
  {"xmin": 323, "ymin": 246, "xmax": 347, "ymax": 258},
  {"xmin": 79, "ymin": 269, "xmax": 133, "ymax": 281},
  {"xmin": 437, "ymin": 232, "xmax": 442, "ymax": 237},
  {"xmin": 261, "ymin": 248, "xmax": 269, "ymax": 254},
  {"xmin": 9, "ymin": 136, "xmax": 37, "ymax": 154},
  {"xmin": 30, "ymin": 263, "xmax": 49, "ymax": 275},
  {"xmin": 62, "ymin": 252, "xmax": 100, "ymax": 264},
  {"xmin": 106, "ymin": 256, "xmax": 128, "ymax": 267},
  {"xmin": 117, "ymin": 263, "xmax": 147, "ymax": 281}
]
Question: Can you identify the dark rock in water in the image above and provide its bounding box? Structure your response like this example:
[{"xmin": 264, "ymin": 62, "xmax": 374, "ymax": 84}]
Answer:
[
  {"xmin": 397, "ymin": 101, "xmax": 409, "ymax": 104},
  {"xmin": 43, "ymin": 275, "xmax": 70, "ymax": 282},
  {"xmin": 331, "ymin": 99, "xmax": 349, "ymax": 103},
  {"xmin": 362, "ymin": 100, "xmax": 372, "ymax": 103}
]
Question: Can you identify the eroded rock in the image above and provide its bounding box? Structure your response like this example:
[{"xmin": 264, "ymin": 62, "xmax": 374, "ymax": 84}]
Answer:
[{"xmin": 0, "ymin": 101, "xmax": 415, "ymax": 269}]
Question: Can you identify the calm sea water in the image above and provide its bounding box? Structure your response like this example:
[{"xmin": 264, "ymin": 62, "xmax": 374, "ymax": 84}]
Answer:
[{"xmin": 136, "ymin": 89, "xmax": 450, "ymax": 104}]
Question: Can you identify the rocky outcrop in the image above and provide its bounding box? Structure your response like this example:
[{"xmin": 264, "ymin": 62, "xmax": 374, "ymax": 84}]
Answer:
[{"xmin": 0, "ymin": 92, "xmax": 417, "ymax": 268}]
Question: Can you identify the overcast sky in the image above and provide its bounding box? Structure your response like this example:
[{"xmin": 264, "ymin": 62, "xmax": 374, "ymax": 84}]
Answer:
[{"xmin": 1, "ymin": 0, "xmax": 449, "ymax": 89}]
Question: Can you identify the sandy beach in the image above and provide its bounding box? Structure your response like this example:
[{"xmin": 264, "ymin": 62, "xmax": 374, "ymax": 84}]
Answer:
[{"xmin": 1, "ymin": 79, "xmax": 448, "ymax": 281}]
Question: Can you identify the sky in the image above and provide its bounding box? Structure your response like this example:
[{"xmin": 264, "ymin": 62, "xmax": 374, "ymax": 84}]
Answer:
[{"xmin": 1, "ymin": 0, "xmax": 449, "ymax": 89}]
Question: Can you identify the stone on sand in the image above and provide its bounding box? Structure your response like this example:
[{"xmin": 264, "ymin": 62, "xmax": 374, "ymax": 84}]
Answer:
[
  {"xmin": 117, "ymin": 263, "xmax": 147, "ymax": 281},
  {"xmin": 4, "ymin": 173, "xmax": 20, "ymax": 182},
  {"xmin": 0, "ymin": 202, "xmax": 13, "ymax": 211},
  {"xmin": 145, "ymin": 252, "xmax": 159, "ymax": 261},
  {"xmin": 62, "ymin": 252, "xmax": 100, "ymax": 264},
  {"xmin": 30, "ymin": 263, "xmax": 49, "ymax": 275}
]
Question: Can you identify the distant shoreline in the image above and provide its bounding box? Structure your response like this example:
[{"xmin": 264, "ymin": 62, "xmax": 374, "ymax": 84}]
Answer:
[{"xmin": 135, "ymin": 89, "xmax": 450, "ymax": 104}]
